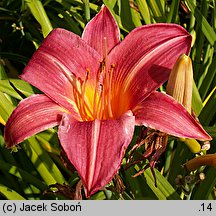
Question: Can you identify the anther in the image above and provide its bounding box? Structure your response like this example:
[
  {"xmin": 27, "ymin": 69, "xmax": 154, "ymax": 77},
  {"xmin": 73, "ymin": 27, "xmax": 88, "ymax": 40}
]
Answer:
[{"xmin": 86, "ymin": 68, "xmax": 90, "ymax": 79}]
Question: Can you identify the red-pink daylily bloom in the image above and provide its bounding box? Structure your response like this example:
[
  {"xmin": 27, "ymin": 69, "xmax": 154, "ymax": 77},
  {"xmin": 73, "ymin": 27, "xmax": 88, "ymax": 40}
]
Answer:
[{"xmin": 4, "ymin": 6, "xmax": 211, "ymax": 197}]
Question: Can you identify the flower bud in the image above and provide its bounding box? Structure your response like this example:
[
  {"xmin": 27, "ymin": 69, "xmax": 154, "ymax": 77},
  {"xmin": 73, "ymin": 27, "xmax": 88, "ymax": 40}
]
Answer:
[
  {"xmin": 166, "ymin": 54, "xmax": 201, "ymax": 153},
  {"xmin": 167, "ymin": 54, "xmax": 193, "ymax": 113},
  {"xmin": 179, "ymin": 137, "xmax": 201, "ymax": 153},
  {"xmin": 184, "ymin": 154, "xmax": 216, "ymax": 171}
]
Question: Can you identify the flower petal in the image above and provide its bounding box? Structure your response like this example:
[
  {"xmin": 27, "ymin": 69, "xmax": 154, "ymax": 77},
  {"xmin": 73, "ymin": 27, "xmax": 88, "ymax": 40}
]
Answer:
[
  {"xmin": 108, "ymin": 24, "xmax": 192, "ymax": 109},
  {"xmin": 4, "ymin": 94, "xmax": 66, "ymax": 148},
  {"xmin": 58, "ymin": 110, "xmax": 135, "ymax": 197},
  {"xmin": 82, "ymin": 5, "xmax": 120, "ymax": 57},
  {"xmin": 20, "ymin": 28, "xmax": 101, "ymax": 114},
  {"xmin": 134, "ymin": 92, "xmax": 211, "ymax": 141}
]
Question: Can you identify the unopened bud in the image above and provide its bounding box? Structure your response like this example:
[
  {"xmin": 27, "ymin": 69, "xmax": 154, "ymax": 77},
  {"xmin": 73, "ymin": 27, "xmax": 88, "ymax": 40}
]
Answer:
[
  {"xmin": 167, "ymin": 54, "xmax": 193, "ymax": 114},
  {"xmin": 184, "ymin": 154, "xmax": 216, "ymax": 172},
  {"xmin": 167, "ymin": 54, "xmax": 201, "ymax": 153},
  {"xmin": 179, "ymin": 137, "xmax": 201, "ymax": 153}
]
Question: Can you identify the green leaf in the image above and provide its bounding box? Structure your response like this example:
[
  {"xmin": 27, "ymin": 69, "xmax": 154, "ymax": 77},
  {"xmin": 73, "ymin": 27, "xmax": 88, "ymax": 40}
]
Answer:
[
  {"xmin": 0, "ymin": 133, "xmax": 33, "ymax": 195},
  {"xmin": 0, "ymin": 158, "xmax": 23, "ymax": 195},
  {"xmin": 102, "ymin": 0, "xmax": 117, "ymax": 9},
  {"xmin": 118, "ymin": 0, "xmax": 135, "ymax": 31},
  {"xmin": 0, "ymin": 91, "xmax": 15, "ymax": 122},
  {"xmin": 136, "ymin": 0, "xmax": 152, "ymax": 24},
  {"xmin": 83, "ymin": 0, "xmax": 90, "ymax": 22},
  {"xmin": 192, "ymin": 80, "xmax": 203, "ymax": 116},
  {"xmin": 185, "ymin": 0, "xmax": 216, "ymax": 45},
  {"xmin": 199, "ymin": 88, "xmax": 216, "ymax": 126},
  {"xmin": 168, "ymin": 141, "xmax": 193, "ymax": 186},
  {"xmin": 90, "ymin": 191, "xmax": 106, "ymax": 200},
  {"xmin": 141, "ymin": 167, "xmax": 181, "ymax": 200},
  {"xmin": 166, "ymin": 0, "xmax": 180, "ymax": 23},
  {"xmin": 56, "ymin": 0, "xmax": 98, "ymax": 12},
  {"xmin": 197, "ymin": 45, "xmax": 214, "ymax": 89},
  {"xmin": 130, "ymin": 0, "xmax": 142, "ymax": 27},
  {"xmin": 191, "ymin": 166, "xmax": 216, "ymax": 199},
  {"xmin": 188, "ymin": 0, "xmax": 196, "ymax": 32},
  {"xmin": 47, "ymin": 6, "xmax": 81, "ymax": 35},
  {"xmin": 122, "ymin": 165, "xmax": 157, "ymax": 199},
  {"xmin": 0, "ymin": 160, "xmax": 47, "ymax": 191},
  {"xmin": 24, "ymin": 136, "xmax": 66, "ymax": 184},
  {"xmin": 204, "ymin": 126, "xmax": 216, "ymax": 138},
  {"xmin": 21, "ymin": 137, "xmax": 65, "ymax": 186},
  {"xmin": 0, "ymin": 80, "xmax": 23, "ymax": 100},
  {"xmin": 9, "ymin": 79, "xmax": 39, "ymax": 97},
  {"xmin": 25, "ymin": 0, "xmax": 53, "ymax": 37},
  {"xmin": 146, "ymin": 0, "xmax": 166, "ymax": 22},
  {"xmin": 0, "ymin": 52, "xmax": 29, "ymax": 65},
  {"xmin": 0, "ymin": 63, "xmax": 7, "ymax": 80},
  {"xmin": 191, "ymin": 0, "xmax": 210, "ymax": 82},
  {"xmin": 163, "ymin": 140, "xmax": 175, "ymax": 176},
  {"xmin": 36, "ymin": 135, "xmax": 60, "ymax": 155},
  {"xmin": 199, "ymin": 55, "xmax": 216, "ymax": 100},
  {"xmin": 203, "ymin": 86, "xmax": 216, "ymax": 107},
  {"xmin": 0, "ymin": 185, "xmax": 25, "ymax": 200}
]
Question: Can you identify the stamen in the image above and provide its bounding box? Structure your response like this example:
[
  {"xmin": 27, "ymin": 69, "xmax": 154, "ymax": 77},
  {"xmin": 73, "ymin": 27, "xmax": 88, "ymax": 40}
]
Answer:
[
  {"xmin": 93, "ymin": 36, "xmax": 109, "ymax": 120},
  {"xmin": 103, "ymin": 37, "xmax": 108, "ymax": 72},
  {"xmin": 73, "ymin": 79, "xmax": 87, "ymax": 120},
  {"xmin": 97, "ymin": 87, "xmax": 104, "ymax": 119},
  {"xmin": 71, "ymin": 70, "xmax": 93, "ymax": 121},
  {"xmin": 80, "ymin": 69, "xmax": 91, "ymax": 120},
  {"xmin": 92, "ymin": 61, "xmax": 115, "ymax": 120},
  {"xmin": 73, "ymin": 87, "xmax": 81, "ymax": 115},
  {"xmin": 93, "ymin": 66, "xmax": 102, "ymax": 119},
  {"xmin": 107, "ymin": 64, "xmax": 115, "ymax": 118}
]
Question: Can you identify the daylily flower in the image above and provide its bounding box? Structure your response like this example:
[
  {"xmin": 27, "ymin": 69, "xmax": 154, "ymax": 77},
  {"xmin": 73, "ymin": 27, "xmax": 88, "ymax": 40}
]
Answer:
[{"xmin": 4, "ymin": 6, "xmax": 211, "ymax": 197}]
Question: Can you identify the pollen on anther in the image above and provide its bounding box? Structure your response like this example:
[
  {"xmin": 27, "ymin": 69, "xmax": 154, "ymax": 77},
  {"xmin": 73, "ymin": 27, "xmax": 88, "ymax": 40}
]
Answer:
[{"xmin": 86, "ymin": 68, "xmax": 90, "ymax": 77}]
